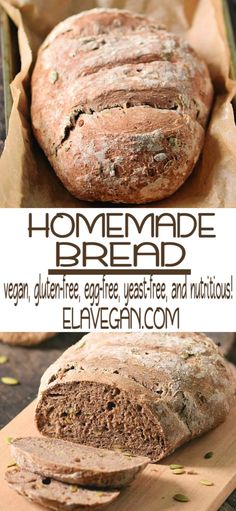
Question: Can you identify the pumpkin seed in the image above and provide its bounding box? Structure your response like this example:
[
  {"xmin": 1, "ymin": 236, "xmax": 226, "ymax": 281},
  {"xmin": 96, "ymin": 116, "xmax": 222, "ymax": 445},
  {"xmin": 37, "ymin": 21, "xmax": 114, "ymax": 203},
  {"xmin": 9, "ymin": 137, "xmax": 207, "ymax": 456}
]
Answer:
[
  {"xmin": 71, "ymin": 485, "xmax": 78, "ymax": 493},
  {"xmin": 0, "ymin": 355, "xmax": 8, "ymax": 364},
  {"xmin": 5, "ymin": 437, "xmax": 13, "ymax": 444},
  {"xmin": 204, "ymin": 451, "xmax": 214, "ymax": 459},
  {"xmin": 113, "ymin": 447, "xmax": 122, "ymax": 452},
  {"xmin": 64, "ymin": 417, "xmax": 72, "ymax": 424},
  {"xmin": 122, "ymin": 452, "xmax": 135, "ymax": 458},
  {"xmin": 77, "ymin": 340, "xmax": 86, "ymax": 349},
  {"xmin": 180, "ymin": 351, "xmax": 195, "ymax": 360},
  {"xmin": 200, "ymin": 479, "xmax": 214, "ymax": 486},
  {"xmin": 172, "ymin": 468, "xmax": 186, "ymax": 475},
  {"xmin": 170, "ymin": 464, "xmax": 184, "ymax": 470},
  {"xmin": 169, "ymin": 137, "xmax": 178, "ymax": 147},
  {"xmin": 173, "ymin": 494, "xmax": 189, "ymax": 502},
  {"xmin": 50, "ymin": 71, "xmax": 59, "ymax": 84},
  {"xmin": 7, "ymin": 462, "xmax": 17, "ymax": 468},
  {"xmin": 154, "ymin": 153, "xmax": 168, "ymax": 163},
  {"xmin": 180, "ymin": 352, "xmax": 190, "ymax": 360},
  {"xmin": 1, "ymin": 377, "xmax": 19, "ymax": 385}
]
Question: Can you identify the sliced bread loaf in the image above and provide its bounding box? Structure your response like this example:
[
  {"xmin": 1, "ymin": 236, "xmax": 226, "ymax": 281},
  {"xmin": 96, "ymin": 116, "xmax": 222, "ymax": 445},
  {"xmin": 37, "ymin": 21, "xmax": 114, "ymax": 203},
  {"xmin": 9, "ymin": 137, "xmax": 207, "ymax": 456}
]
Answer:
[
  {"xmin": 5, "ymin": 467, "xmax": 119, "ymax": 511},
  {"xmin": 11, "ymin": 436, "xmax": 149, "ymax": 488},
  {"xmin": 36, "ymin": 333, "xmax": 235, "ymax": 462}
]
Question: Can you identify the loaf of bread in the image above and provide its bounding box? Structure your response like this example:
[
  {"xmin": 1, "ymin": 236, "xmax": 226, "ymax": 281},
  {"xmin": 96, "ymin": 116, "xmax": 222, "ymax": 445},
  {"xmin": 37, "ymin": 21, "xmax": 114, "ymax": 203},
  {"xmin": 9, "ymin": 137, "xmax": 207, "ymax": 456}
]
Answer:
[
  {"xmin": 0, "ymin": 332, "xmax": 55, "ymax": 346},
  {"xmin": 31, "ymin": 8, "xmax": 213, "ymax": 204},
  {"xmin": 5, "ymin": 467, "xmax": 120, "ymax": 511},
  {"xmin": 35, "ymin": 333, "xmax": 235, "ymax": 462},
  {"xmin": 11, "ymin": 437, "xmax": 149, "ymax": 488}
]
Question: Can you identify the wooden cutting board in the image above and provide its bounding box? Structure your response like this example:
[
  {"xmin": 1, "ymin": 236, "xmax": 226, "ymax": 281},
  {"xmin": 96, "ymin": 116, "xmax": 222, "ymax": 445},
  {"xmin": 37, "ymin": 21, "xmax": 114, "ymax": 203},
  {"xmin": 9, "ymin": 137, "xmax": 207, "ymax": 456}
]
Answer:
[{"xmin": 0, "ymin": 401, "xmax": 236, "ymax": 511}]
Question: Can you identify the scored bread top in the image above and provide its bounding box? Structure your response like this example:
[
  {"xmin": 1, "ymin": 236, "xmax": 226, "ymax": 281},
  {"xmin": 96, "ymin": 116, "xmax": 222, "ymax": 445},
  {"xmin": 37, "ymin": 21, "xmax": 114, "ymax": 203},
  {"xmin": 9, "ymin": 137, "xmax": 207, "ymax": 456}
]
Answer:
[
  {"xmin": 38, "ymin": 332, "xmax": 233, "ymax": 402},
  {"xmin": 36, "ymin": 333, "xmax": 235, "ymax": 461},
  {"xmin": 31, "ymin": 8, "xmax": 213, "ymax": 204}
]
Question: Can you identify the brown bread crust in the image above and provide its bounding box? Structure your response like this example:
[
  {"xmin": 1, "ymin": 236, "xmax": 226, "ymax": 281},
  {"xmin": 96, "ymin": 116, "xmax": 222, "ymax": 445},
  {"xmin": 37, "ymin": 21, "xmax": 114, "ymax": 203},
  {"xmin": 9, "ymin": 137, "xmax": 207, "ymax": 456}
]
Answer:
[
  {"xmin": 5, "ymin": 467, "xmax": 120, "ymax": 510},
  {"xmin": 0, "ymin": 332, "xmax": 55, "ymax": 346},
  {"xmin": 35, "ymin": 333, "xmax": 235, "ymax": 462},
  {"xmin": 11, "ymin": 437, "xmax": 149, "ymax": 488},
  {"xmin": 31, "ymin": 8, "xmax": 213, "ymax": 204}
]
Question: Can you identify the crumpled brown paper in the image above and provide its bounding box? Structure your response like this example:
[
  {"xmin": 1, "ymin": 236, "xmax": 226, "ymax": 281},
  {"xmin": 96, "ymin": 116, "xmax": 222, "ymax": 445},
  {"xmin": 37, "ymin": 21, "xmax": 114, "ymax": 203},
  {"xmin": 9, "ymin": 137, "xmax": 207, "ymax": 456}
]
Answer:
[{"xmin": 0, "ymin": 0, "xmax": 236, "ymax": 207}]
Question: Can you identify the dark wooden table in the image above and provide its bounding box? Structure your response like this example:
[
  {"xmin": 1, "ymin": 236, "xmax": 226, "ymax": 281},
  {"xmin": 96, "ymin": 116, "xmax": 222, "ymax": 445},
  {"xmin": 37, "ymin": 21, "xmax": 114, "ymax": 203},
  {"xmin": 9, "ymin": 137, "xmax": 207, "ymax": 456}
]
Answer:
[{"xmin": 0, "ymin": 333, "xmax": 82, "ymax": 429}]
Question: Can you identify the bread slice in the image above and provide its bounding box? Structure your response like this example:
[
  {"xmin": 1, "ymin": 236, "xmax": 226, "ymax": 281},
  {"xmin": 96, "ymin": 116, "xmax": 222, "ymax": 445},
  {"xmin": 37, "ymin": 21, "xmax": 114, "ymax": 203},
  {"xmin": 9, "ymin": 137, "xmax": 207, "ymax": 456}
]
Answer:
[
  {"xmin": 5, "ymin": 467, "xmax": 120, "ymax": 511},
  {"xmin": 11, "ymin": 437, "xmax": 149, "ymax": 488}
]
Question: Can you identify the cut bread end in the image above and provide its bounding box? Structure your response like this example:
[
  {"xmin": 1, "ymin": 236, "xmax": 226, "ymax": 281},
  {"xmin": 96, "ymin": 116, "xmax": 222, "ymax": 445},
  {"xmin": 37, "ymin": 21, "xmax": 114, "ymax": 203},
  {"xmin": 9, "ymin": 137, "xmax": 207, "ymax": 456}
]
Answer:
[{"xmin": 36, "ymin": 380, "xmax": 166, "ymax": 462}]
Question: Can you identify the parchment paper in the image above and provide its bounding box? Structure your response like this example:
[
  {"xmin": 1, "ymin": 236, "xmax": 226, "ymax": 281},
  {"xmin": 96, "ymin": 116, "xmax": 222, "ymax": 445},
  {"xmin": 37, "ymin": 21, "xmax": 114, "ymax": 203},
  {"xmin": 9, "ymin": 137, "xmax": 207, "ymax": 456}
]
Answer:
[{"xmin": 0, "ymin": 0, "xmax": 236, "ymax": 207}]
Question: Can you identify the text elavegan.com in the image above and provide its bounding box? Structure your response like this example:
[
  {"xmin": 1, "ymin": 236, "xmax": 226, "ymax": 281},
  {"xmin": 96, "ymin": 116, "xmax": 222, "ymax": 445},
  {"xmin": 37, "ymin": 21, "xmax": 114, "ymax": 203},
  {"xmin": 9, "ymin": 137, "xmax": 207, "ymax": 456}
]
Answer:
[{"xmin": 62, "ymin": 306, "xmax": 180, "ymax": 330}]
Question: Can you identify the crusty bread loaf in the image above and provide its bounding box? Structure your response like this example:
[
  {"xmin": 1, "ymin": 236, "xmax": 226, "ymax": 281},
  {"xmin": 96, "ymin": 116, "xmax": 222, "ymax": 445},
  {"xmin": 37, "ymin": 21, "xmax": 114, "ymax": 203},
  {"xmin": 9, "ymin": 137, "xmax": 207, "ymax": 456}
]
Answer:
[
  {"xmin": 35, "ymin": 333, "xmax": 235, "ymax": 462},
  {"xmin": 5, "ymin": 467, "xmax": 119, "ymax": 511},
  {"xmin": 11, "ymin": 437, "xmax": 149, "ymax": 488},
  {"xmin": 0, "ymin": 332, "xmax": 55, "ymax": 346},
  {"xmin": 31, "ymin": 8, "xmax": 213, "ymax": 204}
]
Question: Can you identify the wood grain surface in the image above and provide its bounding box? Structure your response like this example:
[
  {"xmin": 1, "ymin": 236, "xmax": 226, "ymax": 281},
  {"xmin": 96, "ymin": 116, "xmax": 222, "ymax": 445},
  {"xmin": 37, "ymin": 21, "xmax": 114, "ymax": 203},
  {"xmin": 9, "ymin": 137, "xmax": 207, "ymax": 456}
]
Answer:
[{"xmin": 0, "ymin": 400, "xmax": 236, "ymax": 511}]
